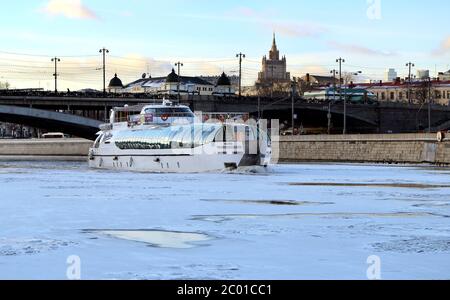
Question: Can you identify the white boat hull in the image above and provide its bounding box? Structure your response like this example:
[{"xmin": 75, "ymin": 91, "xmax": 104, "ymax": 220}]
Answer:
[
  {"xmin": 88, "ymin": 143, "xmax": 271, "ymax": 173},
  {"xmin": 87, "ymin": 102, "xmax": 272, "ymax": 173}
]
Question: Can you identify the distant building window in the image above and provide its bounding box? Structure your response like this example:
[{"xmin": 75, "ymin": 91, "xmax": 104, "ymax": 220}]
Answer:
[
  {"xmin": 381, "ymin": 92, "xmax": 385, "ymax": 100},
  {"xmin": 399, "ymin": 92, "xmax": 403, "ymax": 100},
  {"xmin": 390, "ymin": 92, "xmax": 395, "ymax": 100}
]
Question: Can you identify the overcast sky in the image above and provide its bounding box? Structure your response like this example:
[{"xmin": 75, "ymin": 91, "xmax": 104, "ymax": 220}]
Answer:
[{"xmin": 1, "ymin": 0, "xmax": 449, "ymax": 90}]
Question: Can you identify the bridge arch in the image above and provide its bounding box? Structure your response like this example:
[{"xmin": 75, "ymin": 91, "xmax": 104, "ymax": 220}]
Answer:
[
  {"xmin": 0, "ymin": 105, "xmax": 102, "ymax": 140},
  {"xmin": 299, "ymin": 104, "xmax": 378, "ymax": 126},
  {"xmin": 256, "ymin": 105, "xmax": 378, "ymax": 133}
]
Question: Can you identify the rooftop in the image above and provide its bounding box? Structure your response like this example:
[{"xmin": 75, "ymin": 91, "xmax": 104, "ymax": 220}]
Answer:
[
  {"xmin": 123, "ymin": 73, "xmax": 214, "ymax": 89},
  {"xmin": 355, "ymin": 80, "xmax": 450, "ymax": 88},
  {"xmin": 108, "ymin": 74, "xmax": 123, "ymax": 88},
  {"xmin": 216, "ymin": 72, "xmax": 231, "ymax": 86}
]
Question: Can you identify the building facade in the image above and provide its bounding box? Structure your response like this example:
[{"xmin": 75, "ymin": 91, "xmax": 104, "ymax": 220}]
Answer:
[
  {"xmin": 122, "ymin": 69, "xmax": 236, "ymax": 96},
  {"xmin": 358, "ymin": 80, "xmax": 450, "ymax": 105},
  {"xmin": 438, "ymin": 70, "xmax": 450, "ymax": 81},
  {"xmin": 416, "ymin": 70, "xmax": 430, "ymax": 80},
  {"xmin": 108, "ymin": 74, "xmax": 124, "ymax": 93},
  {"xmin": 0, "ymin": 123, "xmax": 35, "ymax": 138},
  {"xmin": 300, "ymin": 74, "xmax": 336, "ymax": 86},
  {"xmin": 385, "ymin": 69, "xmax": 398, "ymax": 82},
  {"xmin": 212, "ymin": 72, "xmax": 236, "ymax": 96},
  {"xmin": 256, "ymin": 34, "xmax": 291, "ymax": 88},
  {"xmin": 200, "ymin": 75, "xmax": 239, "ymax": 90}
]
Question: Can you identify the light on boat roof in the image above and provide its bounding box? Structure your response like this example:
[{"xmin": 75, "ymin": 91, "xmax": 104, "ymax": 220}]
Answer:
[{"xmin": 162, "ymin": 99, "xmax": 173, "ymax": 106}]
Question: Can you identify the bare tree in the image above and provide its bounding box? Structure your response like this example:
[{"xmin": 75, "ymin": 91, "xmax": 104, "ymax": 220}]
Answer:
[
  {"xmin": 272, "ymin": 82, "xmax": 291, "ymax": 96},
  {"xmin": 0, "ymin": 81, "xmax": 10, "ymax": 90},
  {"xmin": 413, "ymin": 81, "xmax": 433, "ymax": 105},
  {"xmin": 342, "ymin": 72, "xmax": 355, "ymax": 85},
  {"xmin": 296, "ymin": 79, "xmax": 313, "ymax": 96}
]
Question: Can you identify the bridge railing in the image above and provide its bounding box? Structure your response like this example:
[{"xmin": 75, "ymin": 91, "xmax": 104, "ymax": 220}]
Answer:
[{"xmin": 1, "ymin": 90, "xmax": 449, "ymax": 109}]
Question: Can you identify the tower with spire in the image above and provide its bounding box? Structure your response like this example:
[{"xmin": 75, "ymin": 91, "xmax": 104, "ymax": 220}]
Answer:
[
  {"xmin": 257, "ymin": 33, "xmax": 290, "ymax": 88},
  {"xmin": 269, "ymin": 33, "xmax": 280, "ymax": 60}
]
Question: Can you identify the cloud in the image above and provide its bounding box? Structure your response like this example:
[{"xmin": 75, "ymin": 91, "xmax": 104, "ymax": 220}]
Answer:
[
  {"xmin": 0, "ymin": 51, "xmax": 174, "ymax": 91},
  {"xmin": 291, "ymin": 65, "xmax": 328, "ymax": 77},
  {"xmin": 268, "ymin": 21, "xmax": 326, "ymax": 38},
  {"xmin": 112, "ymin": 54, "xmax": 173, "ymax": 77},
  {"xmin": 432, "ymin": 36, "xmax": 450, "ymax": 56},
  {"xmin": 41, "ymin": 0, "xmax": 98, "ymax": 20},
  {"xmin": 119, "ymin": 11, "xmax": 133, "ymax": 18},
  {"xmin": 328, "ymin": 41, "xmax": 396, "ymax": 57},
  {"xmin": 234, "ymin": 7, "xmax": 326, "ymax": 38}
]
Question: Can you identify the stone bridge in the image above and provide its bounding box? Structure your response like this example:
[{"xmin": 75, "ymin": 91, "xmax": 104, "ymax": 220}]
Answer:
[
  {"xmin": 0, "ymin": 105, "xmax": 102, "ymax": 140},
  {"xmin": 1, "ymin": 94, "xmax": 450, "ymax": 137},
  {"xmin": 191, "ymin": 98, "xmax": 450, "ymax": 133}
]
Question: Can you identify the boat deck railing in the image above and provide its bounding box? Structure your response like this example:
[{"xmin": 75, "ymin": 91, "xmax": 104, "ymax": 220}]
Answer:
[
  {"xmin": 196, "ymin": 112, "xmax": 250, "ymax": 123},
  {"xmin": 112, "ymin": 112, "xmax": 250, "ymax": 125},
  {"xmin": 100, "ymin": 112, "xmax": 254, "ymax": 131}
]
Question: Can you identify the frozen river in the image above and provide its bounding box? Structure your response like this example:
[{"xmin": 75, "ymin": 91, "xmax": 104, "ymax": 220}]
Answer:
[{"xmin": 0, "ymin": 161, "xmax": 449, "ymax": 280}]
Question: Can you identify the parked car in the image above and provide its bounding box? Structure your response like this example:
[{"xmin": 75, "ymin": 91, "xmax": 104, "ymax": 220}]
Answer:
[{"xmin": 41, "ymin": 132, "xmax": 69, "ymax": 139}]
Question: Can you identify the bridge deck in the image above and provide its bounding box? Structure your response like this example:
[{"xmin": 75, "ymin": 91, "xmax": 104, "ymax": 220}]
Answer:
[{"xmin": 1, "ymin": 94, "xmax": 449, "ymax": 134}]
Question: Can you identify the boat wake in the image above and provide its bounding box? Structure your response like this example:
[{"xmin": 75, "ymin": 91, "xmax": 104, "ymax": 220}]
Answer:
[{"xmin": 221, "ymin": 165, "xmax": 273, "ymax": 175}]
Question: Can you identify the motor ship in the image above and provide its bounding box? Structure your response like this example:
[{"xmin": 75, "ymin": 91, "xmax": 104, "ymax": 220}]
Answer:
[{"xmin": 88, "ymin": 100, "xmax": 271, "ymax": 173}]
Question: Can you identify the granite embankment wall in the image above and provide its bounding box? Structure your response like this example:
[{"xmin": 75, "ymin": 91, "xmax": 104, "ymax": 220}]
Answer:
[
  {"xmin": 0, "ymin": 135, "xmax": 449, "ymax": 165},
  {"xmin": 278, "ymin": 134, "xmax": 450, "ymax": 165},
  {"xmin": 0, "ymin": 139, "xmax": 92, "ymax": 160}
]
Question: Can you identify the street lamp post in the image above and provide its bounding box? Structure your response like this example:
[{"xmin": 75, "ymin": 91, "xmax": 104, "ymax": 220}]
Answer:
[
  {"xmin": 236, "ymin": 53, "xmax": 245, "ymax": 98},
  {"xmin": 51, "ymin": 57, "xmax": 61, "ymax": 93},
  {"xmin": 99, "ymin": 48, "xmax": 109, "ymax": 96},
  {"xmin": 349, "ymin": 71, "xmax": 362, "ymax": 85},
  {"xmin": 291, "ymin": 78, "xmax": 297, "ymax": 134},
  {"xmin": 428, "ymin": 77, "xmax": 432, "ymax": 133},
  {"xmin": 329, "ymin": 70, "xmax": 338, "ymax": 135},
  {"xmin": 336, "ymin": 58, "xmax": 346, "ymax": 134},
  {"xmin": 175, "ymin": 62, "xmax": 184, "ymax": 101},
  {"xmin": 406, "ymin": 62, "xmax": 415, "ymax": 104}
]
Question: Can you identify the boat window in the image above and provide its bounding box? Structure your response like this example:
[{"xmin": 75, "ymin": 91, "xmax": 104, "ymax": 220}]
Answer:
[
  {"xmin": 113, "ymin": 124, "xmax": 221, "ymax": 150},
  {"xmin": 178, "ymin": 127, "xmax": 194, "ymax": 148},
  {"xmin": 193, "ymin": 127, "xmax": 205, "ymax": 146},
  {"xmin": 103, "ymin": 133, "xmax": 113, "ymax": 144},
  {"xmin": 156, "ymin": 107, "xmax": 195, "ymax": 117},
  {"xmin": 170, "ymin": 127, "xmax": 186, "ymax": 148},
  {"xmin": 144, "ymin": 108, "xmax": 156, "ymax": 114},
  {"xmin": 93, "ymin": 134, "xmax": 103, "ymax": 148}
]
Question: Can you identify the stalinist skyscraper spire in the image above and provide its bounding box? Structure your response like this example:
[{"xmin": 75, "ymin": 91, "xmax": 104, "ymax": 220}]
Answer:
[
  {"xmin": 270, "ymin": 33, "xmax": 280, "ymax": 60},
  {"xmin": 256, "ymin": 33, "xmax": 291, "ymax": 88}
]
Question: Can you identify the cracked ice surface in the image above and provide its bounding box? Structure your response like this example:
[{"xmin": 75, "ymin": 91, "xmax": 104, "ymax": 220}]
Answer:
[{"xmin": 0, "ymin": 161, "xmax": 449, "ymax": 279}]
